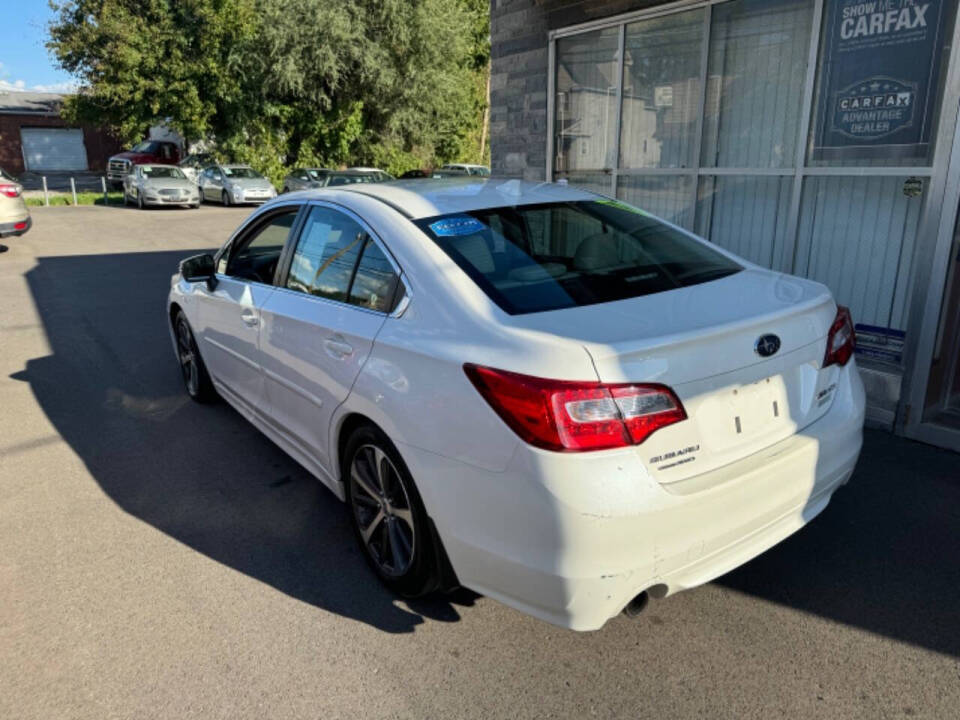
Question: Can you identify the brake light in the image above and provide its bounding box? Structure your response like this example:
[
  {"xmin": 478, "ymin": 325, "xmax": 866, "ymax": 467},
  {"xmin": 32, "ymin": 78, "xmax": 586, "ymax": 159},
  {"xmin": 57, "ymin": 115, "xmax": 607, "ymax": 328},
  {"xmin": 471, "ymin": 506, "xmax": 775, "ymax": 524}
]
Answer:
[
  {"xmin": 824, "ymin": 305, "xmax": 855, "ymax": 368},
  {"xmin": 0, "ymin": 184, "xmax": 21, "ymax": 198},
  {"xmin": 463, "ymin": 364, "xmax": 686, "ymax": 452}
]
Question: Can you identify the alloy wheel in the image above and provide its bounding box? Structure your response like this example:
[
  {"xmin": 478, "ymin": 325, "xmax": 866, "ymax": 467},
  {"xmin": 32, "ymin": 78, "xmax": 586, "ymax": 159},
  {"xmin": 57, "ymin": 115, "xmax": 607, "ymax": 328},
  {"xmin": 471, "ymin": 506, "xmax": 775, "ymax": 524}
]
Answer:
[
  {"xmin": 176, "ymin": 318, "xmax": 199, "ymax": 396},
  {"xmin": 349, "ymin": 444, "xmax": 416, "ymax": 577}
]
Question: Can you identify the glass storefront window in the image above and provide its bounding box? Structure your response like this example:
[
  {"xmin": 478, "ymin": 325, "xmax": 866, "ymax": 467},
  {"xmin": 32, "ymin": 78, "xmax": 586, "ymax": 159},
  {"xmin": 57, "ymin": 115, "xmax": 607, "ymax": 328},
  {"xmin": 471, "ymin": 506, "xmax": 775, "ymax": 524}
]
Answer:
[
  {"xmin": 696, "ymin": 175, "xmax": 794, "ymax": 267},
  {"xmin": 549, "ymin": 0, "xmax": 957, "ymax": 338},
  {"xmin": 702, "ymin": 0, "xmax": 814, "ymax": 168},
  {"xmin": 553, "ymin": 27, "xmax": 621, "ymax": 174},
  {"xmin": 794, "ymin": 175, "xmax": 924, "ymax": 329},
  {"xmin": 556, "ymin": 171, "xmax": 612, "ymax": 196},
  {"xmin": 620, "ymin": 10, "xmax": 705, "ymax": 169},
  {"xmin": 617, "ymin": 175, "xmax": 696, "ymax": 230}
]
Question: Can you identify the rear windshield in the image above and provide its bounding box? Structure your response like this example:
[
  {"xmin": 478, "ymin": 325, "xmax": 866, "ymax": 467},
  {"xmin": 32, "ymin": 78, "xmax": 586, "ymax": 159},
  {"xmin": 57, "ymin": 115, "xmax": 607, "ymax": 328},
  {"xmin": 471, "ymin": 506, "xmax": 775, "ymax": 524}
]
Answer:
[
  {"xmin": 325, "ymin": 173, "xmax": 376, "ymax": 186},
  {"xmin": 415, "ymin": 200, "xmax": 742, "ymax": 315}
]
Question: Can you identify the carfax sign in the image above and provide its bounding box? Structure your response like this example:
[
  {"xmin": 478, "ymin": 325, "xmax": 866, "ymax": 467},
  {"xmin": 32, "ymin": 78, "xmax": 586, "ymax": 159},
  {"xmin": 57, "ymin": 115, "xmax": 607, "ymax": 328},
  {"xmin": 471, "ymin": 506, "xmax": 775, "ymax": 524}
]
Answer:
[{"xmin": 812, "ymin": 0, "xmax": 948, "ymax": 161}]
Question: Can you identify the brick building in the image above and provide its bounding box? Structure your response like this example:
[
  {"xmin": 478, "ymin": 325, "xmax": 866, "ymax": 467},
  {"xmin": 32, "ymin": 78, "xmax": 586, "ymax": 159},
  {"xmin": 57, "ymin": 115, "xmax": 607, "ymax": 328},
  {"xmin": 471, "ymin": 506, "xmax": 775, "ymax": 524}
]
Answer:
[{"xmin": 0, "ymin": 90, "xmax": 122, "ymax": 175}]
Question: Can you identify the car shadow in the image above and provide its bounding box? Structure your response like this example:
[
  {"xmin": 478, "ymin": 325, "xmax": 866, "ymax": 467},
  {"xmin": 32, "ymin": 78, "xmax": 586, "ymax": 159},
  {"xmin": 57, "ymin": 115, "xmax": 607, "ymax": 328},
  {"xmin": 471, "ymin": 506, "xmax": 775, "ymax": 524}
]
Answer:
[
  {"xmin": 12, "ymin": 250, "xmax": 473, "ymax": 633},
  {"xmin": 715, "ymin": 428, "xmax": 960, "ymax": 657},
  {"xmin": 12, "ymin": 251, "xmax": 960, "ymax": 650}
]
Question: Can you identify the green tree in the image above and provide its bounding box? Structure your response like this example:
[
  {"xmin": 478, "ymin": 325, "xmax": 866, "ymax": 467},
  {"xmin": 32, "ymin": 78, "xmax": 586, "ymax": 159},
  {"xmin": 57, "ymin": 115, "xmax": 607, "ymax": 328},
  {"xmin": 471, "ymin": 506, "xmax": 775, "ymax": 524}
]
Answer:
[
  {"xmin": 48, "ymin": 0, "xmax": 260, "ymax": 143},
  {"xmin": 48, "ymin": 0, "xmax": 491, "ymax": 177}
]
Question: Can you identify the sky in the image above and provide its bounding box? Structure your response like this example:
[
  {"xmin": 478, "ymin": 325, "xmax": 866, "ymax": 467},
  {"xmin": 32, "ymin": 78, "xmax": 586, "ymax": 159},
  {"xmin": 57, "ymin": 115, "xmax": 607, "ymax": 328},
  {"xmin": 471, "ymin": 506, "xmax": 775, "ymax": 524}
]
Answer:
[{"xmin": 0, "ymin": 2, "xmax": 77, "ymax": 94}]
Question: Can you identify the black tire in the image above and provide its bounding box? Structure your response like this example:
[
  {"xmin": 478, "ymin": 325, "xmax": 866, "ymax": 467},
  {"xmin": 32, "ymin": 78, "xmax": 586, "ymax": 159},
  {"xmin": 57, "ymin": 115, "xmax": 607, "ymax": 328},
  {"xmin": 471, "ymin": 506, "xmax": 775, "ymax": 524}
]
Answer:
[
  {"xmin": 343, "ymin": 424, "xmax": 439, "ymax": 597},
  {"xmin": 221, "ymin": 190, "xmax": 231, "ymax": 207},
  {"xmin": 174, "ymin": 310, "xmax": 216, "ymax": 403}
]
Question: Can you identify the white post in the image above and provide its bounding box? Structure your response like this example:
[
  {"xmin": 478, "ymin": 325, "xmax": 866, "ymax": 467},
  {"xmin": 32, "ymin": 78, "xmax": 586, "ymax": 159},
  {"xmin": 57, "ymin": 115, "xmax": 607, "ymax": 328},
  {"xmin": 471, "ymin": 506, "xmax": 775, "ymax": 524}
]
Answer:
[
  {"xmin": 42, "ymin": 176, "xmax": 49, "ymax": 206},
  {"xmin": 70, "ymin": 177, "xmax": 78, "ymax": 206},
  {"xmin": 101, "ymin": 176, "xmax": 108, "ymax": 205}
]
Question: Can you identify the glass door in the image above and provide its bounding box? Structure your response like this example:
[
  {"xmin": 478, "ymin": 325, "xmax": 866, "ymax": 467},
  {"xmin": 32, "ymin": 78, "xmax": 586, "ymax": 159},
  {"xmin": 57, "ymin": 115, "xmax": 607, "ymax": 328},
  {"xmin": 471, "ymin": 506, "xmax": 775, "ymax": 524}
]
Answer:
[{"xmin": 920, "ymin": 213, "xmax": 960, "ymax": 428}]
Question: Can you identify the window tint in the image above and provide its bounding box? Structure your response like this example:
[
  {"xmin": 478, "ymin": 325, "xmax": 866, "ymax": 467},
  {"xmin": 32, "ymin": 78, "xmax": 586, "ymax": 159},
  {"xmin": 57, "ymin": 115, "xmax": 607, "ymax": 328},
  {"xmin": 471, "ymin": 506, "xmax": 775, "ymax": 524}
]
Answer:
[
  {"xmin": 349, "ymin": 240, "xmax": 400, "ymax": 312},
  {"xmin": 286, "ymin": 207, "xmax": 367, "ymax": 301},
  {"xmin": 227, "ymin": 210, "xmax": 298, "ymax": 284},
  {"xmin": 415, "ymin": 200, "xmax": 741, "ymax": 315}
]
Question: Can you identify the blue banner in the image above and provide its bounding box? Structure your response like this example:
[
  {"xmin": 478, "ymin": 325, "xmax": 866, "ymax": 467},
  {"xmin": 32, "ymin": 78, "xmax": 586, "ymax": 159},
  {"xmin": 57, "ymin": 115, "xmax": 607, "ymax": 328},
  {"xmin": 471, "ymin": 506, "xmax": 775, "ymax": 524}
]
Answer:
[{"xmin": 812, "ymin": 0, "xmax": 949, "ymax": 161}]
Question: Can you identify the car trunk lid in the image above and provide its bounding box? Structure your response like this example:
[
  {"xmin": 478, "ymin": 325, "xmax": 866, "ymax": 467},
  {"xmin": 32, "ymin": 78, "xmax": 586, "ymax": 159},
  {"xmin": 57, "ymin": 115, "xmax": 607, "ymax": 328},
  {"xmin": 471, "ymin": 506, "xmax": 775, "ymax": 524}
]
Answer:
[{"xmin": 504, "ymin": 269, "xmax": 841, "ymax": 483}]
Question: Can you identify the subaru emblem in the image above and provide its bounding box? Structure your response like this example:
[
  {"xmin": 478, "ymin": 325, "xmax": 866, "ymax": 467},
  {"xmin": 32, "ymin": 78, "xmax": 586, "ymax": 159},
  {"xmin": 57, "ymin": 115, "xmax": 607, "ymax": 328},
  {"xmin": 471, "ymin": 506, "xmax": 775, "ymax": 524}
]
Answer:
[{"xmin": 755, "ymin": 334, "xmax": 781, "ymax": 358}]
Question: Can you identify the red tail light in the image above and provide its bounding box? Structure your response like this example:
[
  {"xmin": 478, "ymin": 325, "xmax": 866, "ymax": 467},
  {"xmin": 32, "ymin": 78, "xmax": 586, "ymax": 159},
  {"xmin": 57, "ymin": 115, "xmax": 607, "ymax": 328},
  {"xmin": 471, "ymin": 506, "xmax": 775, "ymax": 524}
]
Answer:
[
  {"xmin": 464, "ymin": 364, "xmax": 687, "ymax": 452},
  {"xmin": 0, "ymin": 184, "xmax": 21, "ymax": 198},
  {"xmin": 824, "ymin": 305, "xmax": 855, "ymax": 368}
]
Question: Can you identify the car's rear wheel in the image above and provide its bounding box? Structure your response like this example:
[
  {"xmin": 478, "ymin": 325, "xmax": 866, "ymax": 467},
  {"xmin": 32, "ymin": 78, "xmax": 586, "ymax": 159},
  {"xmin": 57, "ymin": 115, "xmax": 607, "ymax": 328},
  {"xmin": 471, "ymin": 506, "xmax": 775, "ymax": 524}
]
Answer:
[
  {"xmin": 174, "ymin": 310, "xmax": 216, "ymax": 403},
  {"xmin": 344, "ymin": 425, "xmax": 438, "ymax": 597}
]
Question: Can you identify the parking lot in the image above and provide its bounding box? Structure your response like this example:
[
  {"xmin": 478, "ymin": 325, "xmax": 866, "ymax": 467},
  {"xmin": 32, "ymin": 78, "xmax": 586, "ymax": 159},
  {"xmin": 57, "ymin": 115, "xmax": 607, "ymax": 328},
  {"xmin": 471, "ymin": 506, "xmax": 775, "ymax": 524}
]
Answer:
[{"xmin": 1, "ymin": 205, "xmax": 959, "ymax": 719}]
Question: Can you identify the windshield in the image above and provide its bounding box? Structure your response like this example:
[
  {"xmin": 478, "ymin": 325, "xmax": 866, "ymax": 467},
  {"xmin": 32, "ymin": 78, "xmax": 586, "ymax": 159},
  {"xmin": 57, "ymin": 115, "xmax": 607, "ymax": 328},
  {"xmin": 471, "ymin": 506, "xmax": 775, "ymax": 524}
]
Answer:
[
  {"xmin": 307, "ymin": 169, "xmax": 330, "ymax": 179},
  {"xmin": 223, "ymin": 167, "xmax": 262, "ymax": 179},
  {"xmin": 142, "ymin": 166, "xmax": 185, "ymax": 179},
  {"xmin": 130, "ymin": 141, "xmax": 159, "ymax": 153},
  {"xmin": 415, "ymin": 200, "xmax": 742, "ymax": 315},
  {"xmin": 0, "ymin": 168, "xmax": 16, "ymax": 182}
]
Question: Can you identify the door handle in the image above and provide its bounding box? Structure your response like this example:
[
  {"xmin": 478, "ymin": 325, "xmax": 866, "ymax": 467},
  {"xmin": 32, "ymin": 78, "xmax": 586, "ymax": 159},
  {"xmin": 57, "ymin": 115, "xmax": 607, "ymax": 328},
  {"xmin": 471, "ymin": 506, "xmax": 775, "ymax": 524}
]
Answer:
[
  {"xmin": 241, "ymin": 309, "xmax": 259, "ymax": 327},
  {"xmin": 324, "ymin": 336, "xmax": 354, "ymax": 358}
]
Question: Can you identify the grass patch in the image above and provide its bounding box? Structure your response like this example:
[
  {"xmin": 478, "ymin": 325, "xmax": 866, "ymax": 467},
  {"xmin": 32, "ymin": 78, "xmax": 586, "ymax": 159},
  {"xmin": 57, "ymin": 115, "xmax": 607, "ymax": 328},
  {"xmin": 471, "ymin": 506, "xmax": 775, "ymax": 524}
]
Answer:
[{"xmin": 26, "ymin": 191, "xmax": 126, "ymax": 207}]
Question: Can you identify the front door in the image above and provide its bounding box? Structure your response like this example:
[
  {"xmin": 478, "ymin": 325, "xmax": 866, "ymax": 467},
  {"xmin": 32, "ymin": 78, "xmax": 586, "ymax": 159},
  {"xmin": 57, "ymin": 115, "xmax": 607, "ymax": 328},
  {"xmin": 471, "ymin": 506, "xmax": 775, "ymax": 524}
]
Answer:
[
  {"xmin": 195, "ymin": 207, "xmax": 301, "ymax": 415},
  {"xmin": 258, "ymin": 203, "xmax": 403, "ymax": 475}
]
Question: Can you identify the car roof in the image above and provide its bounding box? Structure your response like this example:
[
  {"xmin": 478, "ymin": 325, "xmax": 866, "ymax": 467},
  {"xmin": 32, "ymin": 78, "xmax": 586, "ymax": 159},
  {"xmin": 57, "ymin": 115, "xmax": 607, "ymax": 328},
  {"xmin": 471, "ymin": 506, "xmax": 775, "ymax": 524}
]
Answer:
[{"xmin": 334, "ymin": 177, "xmax": 597, "ymax": 219}]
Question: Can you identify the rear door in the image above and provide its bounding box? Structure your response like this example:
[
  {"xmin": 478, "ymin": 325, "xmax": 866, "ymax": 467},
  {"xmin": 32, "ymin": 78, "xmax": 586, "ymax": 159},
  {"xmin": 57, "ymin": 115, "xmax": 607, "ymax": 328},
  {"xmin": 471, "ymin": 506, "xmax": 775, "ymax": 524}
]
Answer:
[
  {"xmin": 258, "ymin": 202, "xmax": 404, "ymax": 475},
  {"xmin": 195, "ymin": 206, "xmax": 301, "ymax": 415}
]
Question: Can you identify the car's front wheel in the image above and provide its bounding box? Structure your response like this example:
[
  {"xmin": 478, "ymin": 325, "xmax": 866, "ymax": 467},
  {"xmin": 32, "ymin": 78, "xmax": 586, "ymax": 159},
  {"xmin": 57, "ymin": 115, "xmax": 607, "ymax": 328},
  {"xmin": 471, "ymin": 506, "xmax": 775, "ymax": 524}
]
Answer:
[
  {"xmin": 343, "ymin": 425, "xmax": 439, "ymax": 597},
  {"xmin": 174, "ymin": 310, "xmax": 216, "ymax": 403},
  {"xmin": 221, "ymin": 190, "xmax": 231, "ymax": 207}
]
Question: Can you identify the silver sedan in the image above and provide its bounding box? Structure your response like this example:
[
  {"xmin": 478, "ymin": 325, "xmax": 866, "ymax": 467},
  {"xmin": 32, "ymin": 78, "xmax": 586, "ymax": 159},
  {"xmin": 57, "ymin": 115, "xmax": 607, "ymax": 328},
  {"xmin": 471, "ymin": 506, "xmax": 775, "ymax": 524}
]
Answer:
[
  {"xmin": 199, "ymin": 164, "xmax": 277, "ymax": 206},
  {"xmin": 124, "ymin": 164, "xmax": 200, "ymax": 209}
]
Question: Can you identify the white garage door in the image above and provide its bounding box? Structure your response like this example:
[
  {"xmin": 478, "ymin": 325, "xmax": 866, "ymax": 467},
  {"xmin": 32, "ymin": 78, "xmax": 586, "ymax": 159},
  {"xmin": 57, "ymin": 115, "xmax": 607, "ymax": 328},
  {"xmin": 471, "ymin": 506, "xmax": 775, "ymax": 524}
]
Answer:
[{"xmin": 20, "ymin": 128, "xmax": 88, "ymax": 171}]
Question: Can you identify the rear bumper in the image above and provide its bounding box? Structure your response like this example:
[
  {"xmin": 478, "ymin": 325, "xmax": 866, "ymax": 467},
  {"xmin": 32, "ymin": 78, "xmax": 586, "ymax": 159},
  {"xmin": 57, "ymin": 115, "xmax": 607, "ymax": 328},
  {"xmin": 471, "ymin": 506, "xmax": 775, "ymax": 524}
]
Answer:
[
  {"xmin": 403, "ymin": 361, "xmax": 865, "ymax": 631},
  {"xmin": 0, "ymin": 215, "xmax": 31, "ymax": 237}
]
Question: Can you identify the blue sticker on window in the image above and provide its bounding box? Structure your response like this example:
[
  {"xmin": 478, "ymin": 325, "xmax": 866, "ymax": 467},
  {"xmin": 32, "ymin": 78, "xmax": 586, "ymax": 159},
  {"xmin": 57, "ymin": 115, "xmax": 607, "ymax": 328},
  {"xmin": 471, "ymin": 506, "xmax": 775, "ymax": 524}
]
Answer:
[{"xmin": 429, "ymin": 216, "xmax": 486, "ymax": 237}]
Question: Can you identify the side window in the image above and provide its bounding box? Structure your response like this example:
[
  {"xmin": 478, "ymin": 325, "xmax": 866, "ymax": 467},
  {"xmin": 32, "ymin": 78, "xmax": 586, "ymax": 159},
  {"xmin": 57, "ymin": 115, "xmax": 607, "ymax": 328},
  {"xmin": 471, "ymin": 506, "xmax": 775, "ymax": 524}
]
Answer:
[
  {"xmin": 349, "ymin": 239, "xmax": 400, "ymax": 313},
  {"xmin": 226, "ymin": 209, "xmax": 299, "ymax": 284},
  {"xmin": 286, "ymin": 207, "xmax": 367, "ymax": 301}
]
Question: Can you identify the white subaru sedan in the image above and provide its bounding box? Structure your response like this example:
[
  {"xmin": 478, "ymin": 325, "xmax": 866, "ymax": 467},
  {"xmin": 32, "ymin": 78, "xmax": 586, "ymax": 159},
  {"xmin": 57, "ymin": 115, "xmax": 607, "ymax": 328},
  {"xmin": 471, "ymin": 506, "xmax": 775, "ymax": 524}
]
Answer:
[{"xmin": 168, "ymin": 178, "xmax": 865, "ymax": 630}]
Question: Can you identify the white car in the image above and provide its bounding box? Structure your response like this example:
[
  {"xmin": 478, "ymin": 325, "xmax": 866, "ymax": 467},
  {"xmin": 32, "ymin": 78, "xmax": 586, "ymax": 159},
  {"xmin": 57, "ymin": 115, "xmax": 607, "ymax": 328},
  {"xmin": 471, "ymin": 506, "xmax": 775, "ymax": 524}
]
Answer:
[{"xmin": 167, "ymin": 179, "xmax": 865, "ymax": 631}]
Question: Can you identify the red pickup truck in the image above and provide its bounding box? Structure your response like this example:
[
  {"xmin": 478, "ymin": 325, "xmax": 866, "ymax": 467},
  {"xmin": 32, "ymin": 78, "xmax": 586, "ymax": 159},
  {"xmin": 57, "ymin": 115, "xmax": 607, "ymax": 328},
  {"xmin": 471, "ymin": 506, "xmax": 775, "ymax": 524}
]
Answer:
[{"xmin": 107, "ymin": 140, "xmax": 181, "ymax": 187}]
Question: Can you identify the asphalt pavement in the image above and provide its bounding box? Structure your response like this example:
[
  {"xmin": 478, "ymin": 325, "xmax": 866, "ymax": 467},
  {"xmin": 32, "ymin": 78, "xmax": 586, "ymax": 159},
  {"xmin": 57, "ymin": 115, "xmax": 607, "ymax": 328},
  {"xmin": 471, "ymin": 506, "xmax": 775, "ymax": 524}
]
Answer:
[{"xmin": 1, "ymin": 204, "xmax": 959, "ymax": 719}]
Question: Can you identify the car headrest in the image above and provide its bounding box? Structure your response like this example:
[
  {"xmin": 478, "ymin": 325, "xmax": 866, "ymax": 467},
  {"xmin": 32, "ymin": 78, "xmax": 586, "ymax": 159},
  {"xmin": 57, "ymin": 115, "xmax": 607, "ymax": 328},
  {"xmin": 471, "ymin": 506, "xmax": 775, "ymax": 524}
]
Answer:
[
  {"xmin": 449, "ymin": 233, "xmax": 495, "ymax": 274},
  {"xmin": 573, "ymin": 233, "xmax": 621, "ymax": 271}
]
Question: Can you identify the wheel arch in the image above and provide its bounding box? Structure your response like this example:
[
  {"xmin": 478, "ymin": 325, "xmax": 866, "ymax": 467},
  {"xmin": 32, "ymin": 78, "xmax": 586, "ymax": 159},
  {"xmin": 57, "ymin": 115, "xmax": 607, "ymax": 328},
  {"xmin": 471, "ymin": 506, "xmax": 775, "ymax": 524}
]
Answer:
[{"xmin": 335, "ymin": 410, "xmax": 461, "ymax": 591}]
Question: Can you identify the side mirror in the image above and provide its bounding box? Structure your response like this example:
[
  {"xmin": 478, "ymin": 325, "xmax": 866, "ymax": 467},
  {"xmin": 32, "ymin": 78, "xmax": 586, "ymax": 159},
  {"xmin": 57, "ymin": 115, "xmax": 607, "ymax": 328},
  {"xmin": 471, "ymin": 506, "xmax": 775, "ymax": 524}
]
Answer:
[{"xmin": 180, "ymin": 253, "xmax": 217, "ymax": 290}]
